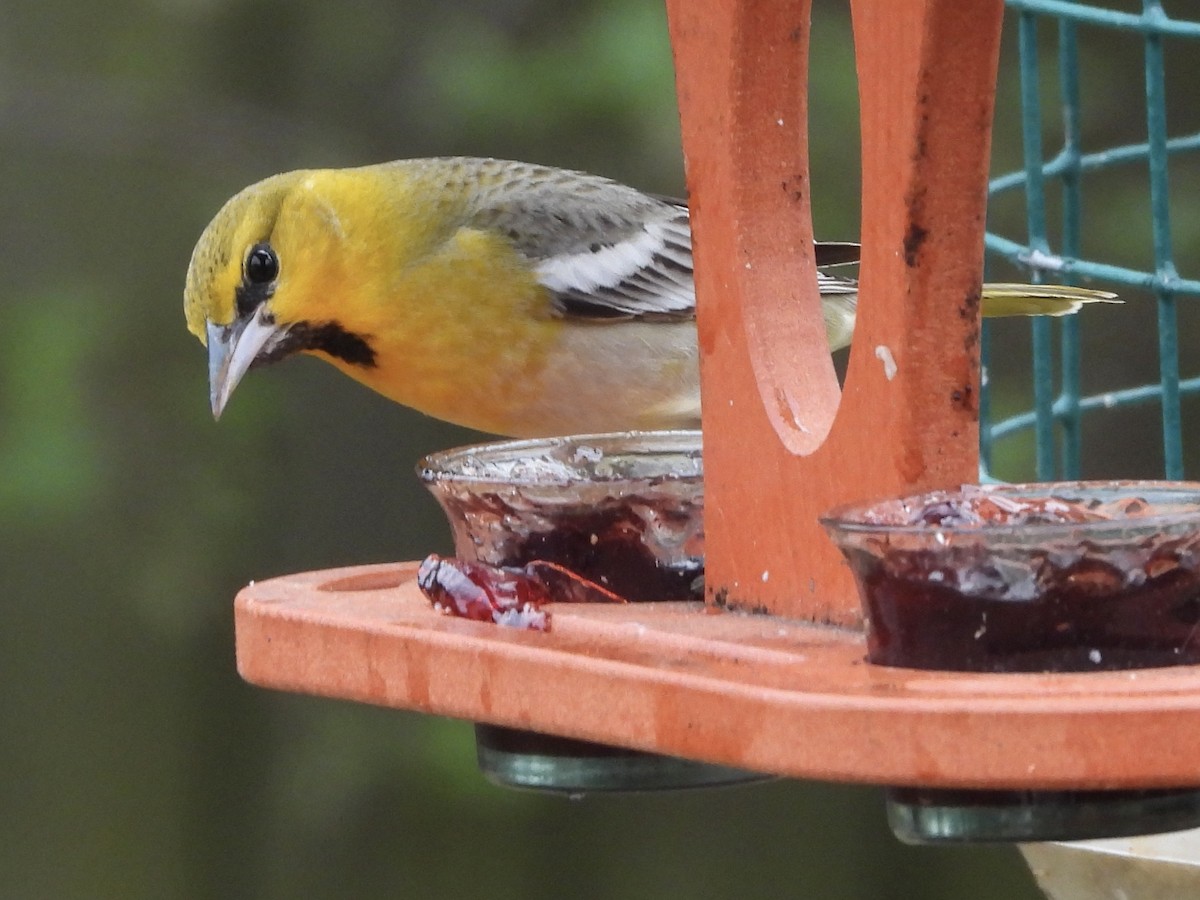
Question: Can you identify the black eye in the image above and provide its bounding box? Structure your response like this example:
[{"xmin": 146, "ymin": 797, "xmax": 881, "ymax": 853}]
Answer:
[{"xmin": 245, "ymin": 244, "xmax": 279, "ymax": 284}]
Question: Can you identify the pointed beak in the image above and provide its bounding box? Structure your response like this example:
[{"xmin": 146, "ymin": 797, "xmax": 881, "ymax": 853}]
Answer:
[{"xmin": 206, "ymin": 310, "xmax": 288, "ymax": 419}]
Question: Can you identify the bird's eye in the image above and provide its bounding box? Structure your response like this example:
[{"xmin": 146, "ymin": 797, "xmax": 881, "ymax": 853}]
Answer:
[{"xmin": 245, "ymin": 244, "xmax": 279, "ymax": 284}]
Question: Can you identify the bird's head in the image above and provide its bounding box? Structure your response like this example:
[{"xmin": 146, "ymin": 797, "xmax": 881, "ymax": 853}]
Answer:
[{"xmin": 184, "ymin": 170, "xmax": 376, "ymax": 418}]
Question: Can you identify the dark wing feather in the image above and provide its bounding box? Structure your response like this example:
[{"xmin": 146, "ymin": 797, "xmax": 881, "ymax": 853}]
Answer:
[{"xmin": 458, "ymin": 160, "xmax": 859, "ymax": 321}]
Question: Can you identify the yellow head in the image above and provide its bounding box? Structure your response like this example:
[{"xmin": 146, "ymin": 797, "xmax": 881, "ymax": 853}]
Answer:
[{"xmin": 184, "ymin": 168, "xmax": 396, "ymax": 418}]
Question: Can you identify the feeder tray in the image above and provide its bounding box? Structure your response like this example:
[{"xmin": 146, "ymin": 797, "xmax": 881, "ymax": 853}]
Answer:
[{"xmin": 235, "ymin": 562, "xmax": 1200, "ymax": 788}]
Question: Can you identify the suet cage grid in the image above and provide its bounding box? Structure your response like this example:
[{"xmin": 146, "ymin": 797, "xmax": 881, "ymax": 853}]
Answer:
[{"xmin": 982, "ymin": 0, "xmax": 1200, "ymax": 481}]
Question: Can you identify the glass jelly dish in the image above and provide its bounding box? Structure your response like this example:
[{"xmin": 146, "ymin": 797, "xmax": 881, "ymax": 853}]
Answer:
[
  {"xmin": 419, "ymin": 430, "xmax": 766, "ymax": 793},
  {"xmin": 823, "ymin": 480, "xmax": 1200, "ymax": 844}
]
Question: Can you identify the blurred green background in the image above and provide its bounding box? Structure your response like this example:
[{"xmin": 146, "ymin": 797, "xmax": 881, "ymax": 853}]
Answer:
[{"xmin": 3, "ymin": 1, "xmax": 1197, "ymax": 898}]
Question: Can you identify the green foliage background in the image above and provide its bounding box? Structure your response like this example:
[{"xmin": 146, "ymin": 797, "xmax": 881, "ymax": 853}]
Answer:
[{"xmin": 2, "ymin": 1, "xmax": 1197, "ymax": 898}]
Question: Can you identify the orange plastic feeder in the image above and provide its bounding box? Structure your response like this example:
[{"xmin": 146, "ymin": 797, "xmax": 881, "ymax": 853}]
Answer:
[{"xmin": 234, "ymin": 0, "xmax": 1200, "ymax": 843}]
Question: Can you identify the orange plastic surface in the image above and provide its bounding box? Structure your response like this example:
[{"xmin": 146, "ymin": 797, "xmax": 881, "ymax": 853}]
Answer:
[{"xmin": 236, "ymin": 564, "xmax": 1200, "ymax": 788}]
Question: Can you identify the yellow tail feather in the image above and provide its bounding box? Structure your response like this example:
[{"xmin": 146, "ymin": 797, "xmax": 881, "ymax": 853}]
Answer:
[{"xmin": 980, "ymin": 283, "xmax": 1121, "ymax": 318}]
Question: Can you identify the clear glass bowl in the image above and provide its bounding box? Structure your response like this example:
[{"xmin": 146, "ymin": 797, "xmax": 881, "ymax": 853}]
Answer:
[
  {"xmin": 419, "ymin": 430, "xmax": 766, "ymax": 793},
  {"xmin": 419, "ymin": 430, "xmax": 705, "ymax": 603},
  {"xmin": 822, "ymin": 481, "xmax": 1200, "ymax": 843},
  {"xmin": 822, "ymin": 481, "xmax": 1200, "ymax": 672}
]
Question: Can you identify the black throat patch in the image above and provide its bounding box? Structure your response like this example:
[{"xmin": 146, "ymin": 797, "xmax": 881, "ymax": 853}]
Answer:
[{"xmin": 257, "ymin": 321, "xmax": 377, "ymax": 368}]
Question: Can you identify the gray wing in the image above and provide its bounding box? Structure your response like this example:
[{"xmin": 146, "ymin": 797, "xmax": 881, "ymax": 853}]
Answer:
[
  {"xmin": 536, "ymin": 203, "xmax": 696, "ymax": 321},
  {"xmin": 459, "ymin": 158, "xmax": 860, "ymax": 321}
]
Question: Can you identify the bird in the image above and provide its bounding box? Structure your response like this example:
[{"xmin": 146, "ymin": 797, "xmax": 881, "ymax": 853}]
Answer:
[{"xmin": 184, "ymin": 157, "xmax": 1117, "ymax": 437}]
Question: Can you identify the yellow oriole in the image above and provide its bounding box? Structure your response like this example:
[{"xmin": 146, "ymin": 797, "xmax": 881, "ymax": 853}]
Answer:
[{"xmin": 184, "ymin": 157, "xmax": 1116, "ymax": 437}]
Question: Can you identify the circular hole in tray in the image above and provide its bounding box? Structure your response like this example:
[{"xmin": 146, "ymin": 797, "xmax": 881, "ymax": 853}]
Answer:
[{"xmin": 318, "ymin": 569, "xmax": 407, "ymax": 593}]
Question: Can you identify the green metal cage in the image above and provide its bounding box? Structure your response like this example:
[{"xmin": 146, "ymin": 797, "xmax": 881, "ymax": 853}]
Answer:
[{"xmin": 982, "ymin": 0, "xmax": 1200, "ymax": 481}]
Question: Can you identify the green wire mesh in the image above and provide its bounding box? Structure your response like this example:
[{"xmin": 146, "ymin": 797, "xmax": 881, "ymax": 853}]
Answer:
[{"xmin": 982, "ymin": 0, "xmax": 1200, "ymax": 481}]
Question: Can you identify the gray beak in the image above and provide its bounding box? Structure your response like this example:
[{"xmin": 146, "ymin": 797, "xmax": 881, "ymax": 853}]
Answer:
[{"xmin": 206, "ymin": 309, "xmax": 288, "ymax": 419}]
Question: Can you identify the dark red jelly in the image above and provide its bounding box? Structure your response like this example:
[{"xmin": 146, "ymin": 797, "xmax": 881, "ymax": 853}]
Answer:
[
  {"xmin": 847, "ymin": 545, "xmax": 1200, "ymax": 671},
  {"xmin": 417, "ymin": 554, "xmax": 626, "ymax": 631},
  {"xmin": 493, "ymin": 506, "xmax": 704, "ymax": 603}
]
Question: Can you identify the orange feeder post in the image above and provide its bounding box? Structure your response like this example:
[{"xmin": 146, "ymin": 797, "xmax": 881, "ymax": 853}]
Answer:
[
  {"xmin": 675, "ymin": 0, "xmax": 995, "ymax": 623},
  {"xmin": 233, "ymin": 0, "xmax": 1200, "ymax": 824}
]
